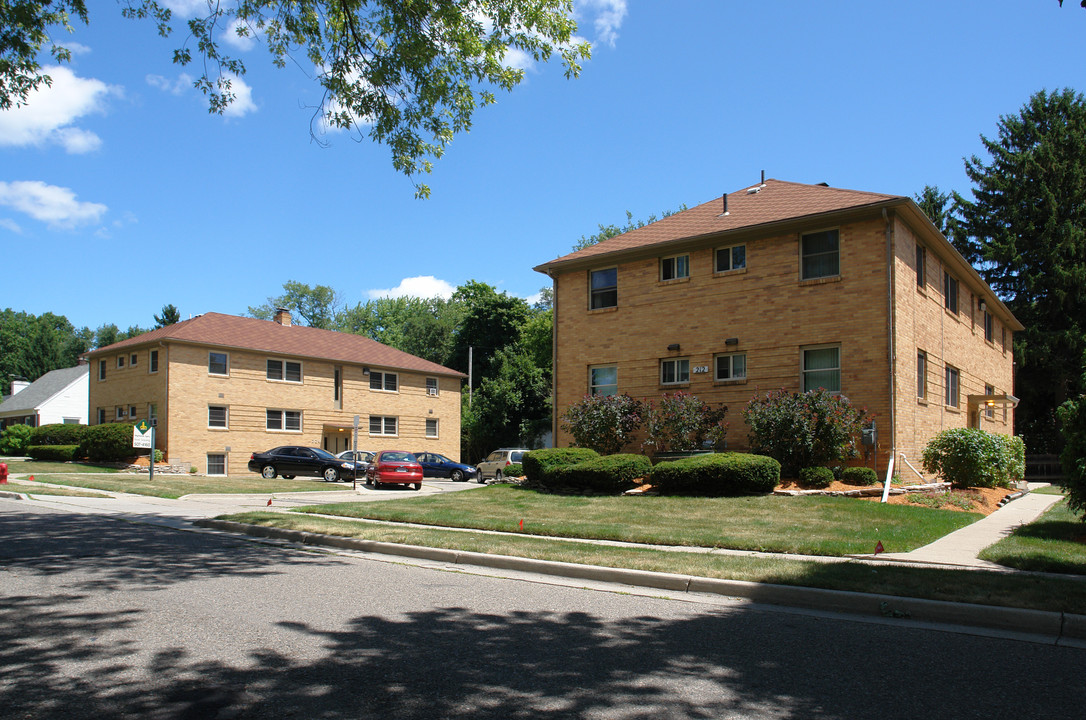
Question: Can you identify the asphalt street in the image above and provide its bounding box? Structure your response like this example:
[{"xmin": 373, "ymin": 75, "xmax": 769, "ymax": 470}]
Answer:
[{"xmin": 2, "ymin": 498, "xmax": 1083, "ymax": 720}]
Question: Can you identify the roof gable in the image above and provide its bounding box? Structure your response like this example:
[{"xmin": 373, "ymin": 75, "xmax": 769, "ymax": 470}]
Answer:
[
  {"xmin": 85, "ymin": 313, "xmax": 465, "ymax": 378},
  {"xmin": 0, "ymin": 365, "xmax": 89, "ymax": 415}
]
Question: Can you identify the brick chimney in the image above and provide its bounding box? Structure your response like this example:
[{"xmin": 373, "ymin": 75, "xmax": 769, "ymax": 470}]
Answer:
[{"xmin": 274, "ymin": 308, "xmax": 292, "ymax": 327}]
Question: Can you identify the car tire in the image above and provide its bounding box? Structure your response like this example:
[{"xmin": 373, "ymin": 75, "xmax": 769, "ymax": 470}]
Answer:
[
  {"xmin": 261, "ymin": 465, "xmax": 277, "ymax": 479},
  {"xmin": 451, "ymin": 470, "xmax": 464, "ymax": 482},
  {"xmin": 323, "ymin": 467, "xmax": 340, "ymax": 483},
  {"xmin": 283, "ymin": 475, "xmax": 295, "ymax": 480},
  {"xmin": 413, "ymin": 483, "xmax": 421, "ymax": 490}
]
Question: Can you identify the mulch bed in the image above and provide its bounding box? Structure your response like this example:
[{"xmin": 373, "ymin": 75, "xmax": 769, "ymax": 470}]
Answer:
[{"xmin": 775, "ymin": 479, "xmax": 1013, "ymax": 515}]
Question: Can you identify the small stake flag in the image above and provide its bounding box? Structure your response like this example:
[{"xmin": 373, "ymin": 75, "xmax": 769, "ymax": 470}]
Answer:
[
  {"xmin": 874, "ymin": 540, "xmax": 884, "ymax": 556},
  {"xmin": 28, "ymin": 475, "xmax": 34, "ymax": 482},
  {"xmin": 519, "ymin": 519, "xmax": 523, "ymax": 531},
  {"xmin": 267, "ymin": 498, "xmax": 273, "ymax": 506}
]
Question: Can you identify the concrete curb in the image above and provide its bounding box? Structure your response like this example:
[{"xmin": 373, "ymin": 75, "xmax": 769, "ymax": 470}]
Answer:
[
  {"xmin": 0, "ymin": 490, "xmax": 27, "ymax": 500},
  {"xmin": 195, "ymin": 518, "xmax": 1086, "ymax": 647}
]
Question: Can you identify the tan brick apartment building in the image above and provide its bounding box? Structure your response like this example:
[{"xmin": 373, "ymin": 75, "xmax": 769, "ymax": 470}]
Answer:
[
  {"xmin": 85, "ymin": 310, "xmax": 464, "ymax": 475},
  {"xmin": 534, "ymin": 179, "xmax": 1024, "ymax": 478}
]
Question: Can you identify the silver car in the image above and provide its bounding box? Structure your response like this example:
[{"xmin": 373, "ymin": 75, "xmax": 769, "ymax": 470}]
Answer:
[
  {"xmin": 337, "ymin": 450, "xmax": 375, "ymax": 477},
  {"xmin": 475, "ymin": 448, "xmax": 529, "ymax": 483}
]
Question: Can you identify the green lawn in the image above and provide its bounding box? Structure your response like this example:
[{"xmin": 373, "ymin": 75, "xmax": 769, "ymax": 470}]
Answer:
[
  {"xmin": 1, "ymin": 460, "xmax": 124, "ymax": 474},
  {"xmin": 979, "ymin": 495, "xmax": 1086, "ymax": 574},
  {"xmin": 295, "ymin": 484, "xmax": 981, "ymax": 556},
  {"xmin": 220, "ymin": 510, "xmax": 1086, "ymax": 614},
  {"xmin": 25, "ymin": 473, "xmax": 354, "ymax": 499}
]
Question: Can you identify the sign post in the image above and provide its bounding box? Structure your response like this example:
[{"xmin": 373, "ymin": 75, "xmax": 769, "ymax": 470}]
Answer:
[
  {"xmin": 352, "ymin": 415, "xmax": 360, "ymax": 488},
  {"xmin": 133, "ymin": 420, "xmax": 155, "ymax": 480}
]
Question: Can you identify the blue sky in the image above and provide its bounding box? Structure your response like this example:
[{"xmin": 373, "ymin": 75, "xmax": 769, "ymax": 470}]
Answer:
[{"xmin": 2, "ymin": 1, "xmax": 1084, "ymax": 332}]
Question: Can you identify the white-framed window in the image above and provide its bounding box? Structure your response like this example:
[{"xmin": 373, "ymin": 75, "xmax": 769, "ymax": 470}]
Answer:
[
  {"xmin": 98, "ymin": 360, "xmax": 106, "ymax": 381},
  {"xmin": 266, "ymin": 409, "xmax": 301, "ymax": 432},
  {"xmin": 208, "ymin": 351, "xmax": 229, "ymax": 376},
  {"xmin": 209, "ymin": 405, "xmax": 228, "ymax": 429},
  {"xmin": 660, "ymin": 254, "xmax": 690, "ymax": 281},
  {"xmin": 369, "ymin": 371, "xmax": 398, "ymax": 392},
  {"xmin": 97, "ymin": 408, "xmax": 106, "ymax": 424},
  {"xmin": 943, "ymin": 271, "xmax": 959, "ymax": 314},
  {"xmin": 207, "ymin": 453, "xmax": 226, "ymax": 476},
  {"xmin": 802, "ymin": 345, "xmax": 841, "ymax": 393},
  {"xmin": 425, "ymin": 418, "xmax": 439, "ymax": 438},
  {"xmin": 149, "ymin": 349, "xmax": 159, "ymax": 373},
  {"xmin": 714, "ymin": 353, "xmax": 747, "ymax": 381},
  {"xmin": 589, "ymin": 365, "xmax": 618, "ymax": 396},
  {"xmin": 148, "ymin": 404, "xmax": 158, "ymax": 422},
  {"xmin": 115, "ymin": 406, "xmax": 125, "ymax": 420},
  {"xmin": 917, "ymin": 351, "xmax": 928, "ymax": 400},
  {"xmin": 426, "ymin": 377, "xmax": 439, "ymax": 396},
  {"xmin": 117, "ymin": 355, "xmax": 125, "ymax": 369},
  {"xmin": 267, "ymin": 358, "xmax": 302, "ymax": 383},
  {"xmin": 660, "ymin": 358, "xmax": 690, "ymax": 385},
  {"xmin": 129, "ymin": 405, "xmax": 138, "ymax": 418},
  {"xmin": 915, "ymin": 244, "xmax": 926, "ymax": 289},
  {"xmin": 801, "ymin": 229, "xmax": 840, "ymax": 279},
  {"xmin": 130, "ymin": 353, "xmax": 138, "ymax": 367},
  {"xmin": 590, "ymin": 267, "xmax": 617, "ymax": 309},
  {"xmin": 945, "ymin": 365, "xmax": 960, "ymax": 408},
  {"xmin": 985, "ymin": 384, "xmax": 995, "ymax": 418},
  {"xmin": 369, "ymin": 415, "xmax": 398, "ymax": 436},
  {"xmin": 715, "ymin": 245, "xmax": 746, "ymax": 272}
]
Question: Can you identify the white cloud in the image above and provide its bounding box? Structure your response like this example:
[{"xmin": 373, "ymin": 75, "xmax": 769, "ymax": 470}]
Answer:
[
  {"xmin": 0, "ymin": 181, "xmax": 107, "ymax": 230},
  {"xmin": 63, "ymin": 42, "xmax": 92, "ymax": 56},
  {"xmin": 221, "ymin": 73, "xmax": 257, "ymax": 117},
  {"xmin": 223, "ymin": 19, "xmax": 258, "ymax": 51},
  {"xmin": 367, "ymin": 276, "xmax": 457, "ymax": 300},
  {"xmin": 0, "ymin": 218, "xmax": 22, "ymax": 234},
  {"xmin": 0, "ymin": 65, "xmax": 114, "ymax": 153},
  {"xmin": 577, "ymin": 0, "xmax": 628, "ymax": 47},
  {"xmin": 146, "ymin": 73, "xmax": 193, "ymax": 95}
]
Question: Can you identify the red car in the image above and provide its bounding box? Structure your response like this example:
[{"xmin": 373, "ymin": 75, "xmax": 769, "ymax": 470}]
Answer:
[{"xmin": 366, "ymin": 450, "xmax": 424, "ymax": 490}]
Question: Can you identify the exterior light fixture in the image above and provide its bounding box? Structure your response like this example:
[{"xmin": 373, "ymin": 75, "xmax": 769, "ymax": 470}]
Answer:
[
  {"xmin": 363, "ymin": 367, "xmax": 370, "ymax": 376},
  {"xmin": 667, "ymin": 343, "xmax": 681, "ymax": 351},
  {"xmin": 725, "ymin": 337, "xmax": 739, "ymax": 346}
]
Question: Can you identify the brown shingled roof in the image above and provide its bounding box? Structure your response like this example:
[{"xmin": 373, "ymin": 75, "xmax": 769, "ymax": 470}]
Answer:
[
  {"xmin": 535, "ymin": 179, "xmax": 902, "ymax": 270},
  {"xmin": 85, "ymin": 312, "xmax": 465, "ymax": 378}
]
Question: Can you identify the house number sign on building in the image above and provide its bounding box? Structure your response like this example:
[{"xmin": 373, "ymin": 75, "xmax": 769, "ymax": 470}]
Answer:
[{"xmin": 692, "ymin": 366, "xmax": 710, "ymax": 374}]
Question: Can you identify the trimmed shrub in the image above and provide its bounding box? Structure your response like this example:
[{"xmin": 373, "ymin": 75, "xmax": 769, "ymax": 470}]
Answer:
[
  {"xmin": 642, "ymin": 392, "xmax": 728, "ymax": 453},
  {"xmin": 27, "ymin": 445, "xmax": 80, "ymax": 462},
  {"xmin": 744, "ymin": 388, "xmax": 866, "ymax": 478},
  {"xmin": 522, "ymin": 447, "xmax": 599, "ymax": 486},
  {"xmin": 840, "ymin": 466, "xmax": 879, "ymax": 486},
  {"xmin": 30, "ymin": 423, "xmax": 86, "ymax": 447},
  {"xmin": 0, "ymin": 424, "xmax": 33, "ymax": 456},
  {"xmin": 651, "ymin": 452, "xmax": 780, "ymax": 496},
  {"xmin": 550, "ymin": 453, "xmax": 652, "ymax": 493},
  {"xmin": 78, "ymin": 423, "xmax": 136, "ymax": 462},
  {"xmin": 798, "ymin": 466, "xmax": 834, "ymax": 489},
  {"xmin": 505, "ymin": 463, "xmax": 524, "ymax": 477},
  {"xmin": 921, "ymin": 428, "xmax": 1026, "ymax": 489},
  {"xmin": 561, "ymin": 393, "xmax": 644, "ymax": 455}
]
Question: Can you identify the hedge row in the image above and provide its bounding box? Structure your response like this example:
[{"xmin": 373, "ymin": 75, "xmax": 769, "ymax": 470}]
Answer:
[
  {"xmin": 550, "ymin": 453, "xmax": 653, "ymax": 493},
  {"xmin": 651, "ymin": 453, "xmax": 781, "ymax": 495},
  {"xmin": 30, "ymin": 423, "xmax": 86, "ymax": 446},
  {"xmin": 27, "ymin": 445, "xmax": 80, "ymax": 462},
  {"xmin": 522, "ymin": 448, "xmax": 600, "ymax": 486}
]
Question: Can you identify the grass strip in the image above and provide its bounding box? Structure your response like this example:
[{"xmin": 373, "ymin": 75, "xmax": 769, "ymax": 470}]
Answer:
[
  {"xmin": 220, "ymin": 511, "xmax": 1086, "ymax": 615},
  {"xmin": 296, "ymin": 484, "xmax": 980, "ymax": 556},
  {"xmin": 1, "ymin": 460, "xmax": 123, "ymax": 474},
  {"xmin": 979, "ymin": 498, "xmax": 1086, "ymax": 574},
  {"xmin": 25, "ymin": 474, "xmax": 352, "ymax": 499}
]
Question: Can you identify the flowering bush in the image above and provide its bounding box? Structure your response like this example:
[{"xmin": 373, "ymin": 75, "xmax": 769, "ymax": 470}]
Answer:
[
  {"xmin": 641, "ymin": 392, "xmax": 728, "ymax": 454},
  {"xmin": 922, "ymin": 427, "xmax": 1025, "ymax": 489},
  {"xmin": 743, "ymin": 388, "xmax": 866, "ymax": 477},
  {"xmin": 561, "ymin": 393, "xmax": 644, "ymax": 456}
]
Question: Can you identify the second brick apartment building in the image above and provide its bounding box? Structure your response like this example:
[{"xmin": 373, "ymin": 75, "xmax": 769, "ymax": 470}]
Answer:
[
  {"xmin": 85, "ymin": 310, "xmax": 465, "ymax": 475},
  {"xmin": 534, "ymin": 179, "xmax": 1024, "ymax": 478}
]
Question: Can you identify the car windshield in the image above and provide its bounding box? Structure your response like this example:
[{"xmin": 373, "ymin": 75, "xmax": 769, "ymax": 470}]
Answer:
[
  {"xmin": 381, "ymin": 452, "xmax": 416, "ymax": 463},
  {"xmin": 312, "ymin": 448, "xmax": 337, "ymax": 460}
]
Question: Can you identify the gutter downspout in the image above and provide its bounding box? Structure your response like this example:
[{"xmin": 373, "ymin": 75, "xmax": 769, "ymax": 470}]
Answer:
[
  {"xmin": 881, "ymin": 208, "xmax": 897, "ymax": 503},
  {"xmin": 549, "ymin": 271, "xmax": 558, "ymax": 447}
]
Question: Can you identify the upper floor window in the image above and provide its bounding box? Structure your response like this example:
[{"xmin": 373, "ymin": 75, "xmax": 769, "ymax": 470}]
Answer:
[
  {"xmin": 660, "ymin": 358, "xmax": 690, "ymax": 385},
  {"xmin": 98, "ymin": 360, "xmax": 106, "ymax": 381},
  {"xmin": 426, "ymin": 377, "xmax": 439, "ymax": 396},
  {"xmin": 801, "ymin": 229, "xmax": 840, "ymax": 280},
  {"xmin": 130, "ymin": 353, "xmax": 138, "ymax": 367},
  {"xmin": 149, "ymin": 349, "xmax": 159, "ymax": 373},
  {"xmin": 660, "ymin": 254, "xmax": 690, "ymax": 281},
  {"xmin": 369, "ymin": 415, "xmax": 398, "ymax": 436},
  {"xmin": 208, "ymin": 405, "xmax": 228, "ymax": 428},
  {"xmin": 915, "ymin": 244, "xmax": 926, "ymax": 288},
  {"xmin": 425, "ymin": 418, "xmax": 439, "ymax": 438},
  {"xmin": 267, "ymin": 359, "xmax": 302, "ymax": 383},
  {"xmin": 590, "ymin": 268, "xmax": 617, "ymax": 309},
  {"xmin": 716, "ymin": 245, "xmax": 746, "ymax": 272},
  {"xmin": 370, "ymin": 371, "xmax": 398, "ymax": 392},
  {"xmin": 589, "ymin": 365, "xmax": 617, "ymax": 396},
  {"xmin": 943, "ymin": 271, "xmax": 959, "ymax": 314},
  {"xmin": 917, "ymin": 351, "xmax": 928, "ymax": 400},
  {"xmin": 715, "ymin": 353, "xmax": 747, "ymax": 381},
  {"xmin": 984, "ymin": 311, "xmax": 994, "ymax": 343},
  {"xmin": 802, "ymin": 345, "xmax": 841, "ymax": 393},
  {"xmin": 117, "ymin": 355, "xmax": 125, "ymax": 369},
  {"xmin": 208, "ymin": 351, "xmax": 229, "ymax": 376}
]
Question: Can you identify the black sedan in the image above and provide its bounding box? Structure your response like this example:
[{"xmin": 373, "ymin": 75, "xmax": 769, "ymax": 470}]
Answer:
[
  {"xmin": 248, "ymin": 446, "xmax": 359, "ymax": 482},
  {"xmin": 414, "ymin": 452, "xmax": 478, "ymax": 482}
]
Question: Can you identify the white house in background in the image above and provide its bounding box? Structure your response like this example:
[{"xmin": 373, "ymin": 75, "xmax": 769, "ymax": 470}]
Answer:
[{"xmin": 0, "ymin": 365, "xmax": 90, "ymax": 431}]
